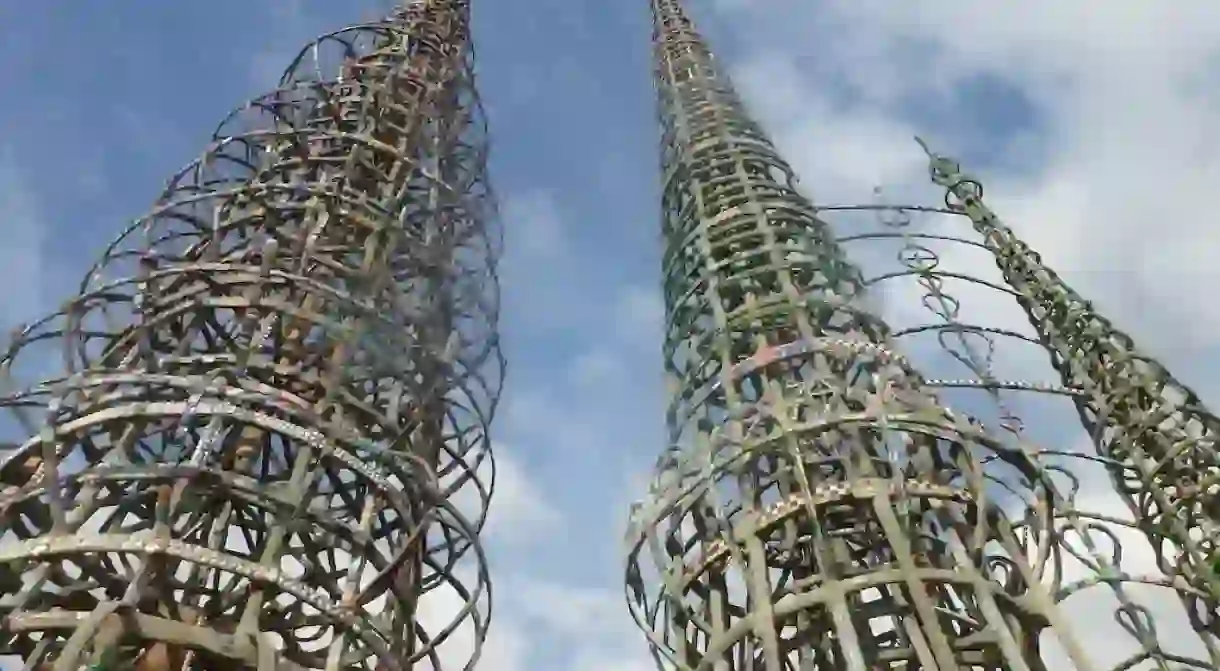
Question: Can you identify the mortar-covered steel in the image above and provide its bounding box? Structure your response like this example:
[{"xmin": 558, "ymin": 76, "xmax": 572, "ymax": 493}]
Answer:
[
  {"xmin": 0, "ymin": 1, "xmax": 502, "ymax": 669},
  {"xmin": 624, "ymin": 0, "xmax": 1219, "ymax": 669},
  {"xmin": 919, "ymin": 141, "xmax": 1220, "ymax": 665}
]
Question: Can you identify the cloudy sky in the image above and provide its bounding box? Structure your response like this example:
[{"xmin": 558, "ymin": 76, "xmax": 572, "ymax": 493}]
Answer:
[{"xmin": 3, "ymin": 0, "xmax": 1220, "ymax": 669}]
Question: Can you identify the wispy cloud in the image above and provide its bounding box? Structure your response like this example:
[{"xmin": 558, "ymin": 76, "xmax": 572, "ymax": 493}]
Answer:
[
  {"xmin": 714, "ymin": 0, "xmax": 1220, "ymax": 363},
  {"xmin": 483, "ymin": 444, "xmax": 564, "ymax": 544}
]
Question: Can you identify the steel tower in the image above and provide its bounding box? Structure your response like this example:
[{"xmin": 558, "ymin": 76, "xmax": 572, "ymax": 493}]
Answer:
[
  {"xmin": 918, "ymin": 141, "xmax": 1220, "ymax": 651},
  {"xmin": 818, "ymin": 164, "xmax": 1220, "ymax": 667},
  {"xmin": 621, "ymin": 0, "xmax": 1217, "ymax": 669},
  {"xmin": 626, "ymin": 0, "xmax": 1058, "ymax": 668},
  {"xmin": 0, "ymin": 1, "xmax": 501, "ymax": 669}
]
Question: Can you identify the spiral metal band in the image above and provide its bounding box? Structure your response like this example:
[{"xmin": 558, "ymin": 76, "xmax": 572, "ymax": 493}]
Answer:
[
  {"xmin": 625, "ymin": 1, "xmax": 1095, "ymax": 669},
  {"xmin": 0, "ymin": 1, "xmax": 501, "ymax": 669},
  {"xmin": 828, "ymin": 179, "xmax": 1220, "ymax": 669}
]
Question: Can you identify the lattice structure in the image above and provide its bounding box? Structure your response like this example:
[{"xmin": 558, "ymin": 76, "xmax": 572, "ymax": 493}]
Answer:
[
  {"xmin": 624, "ymin": 0, "xmax": 1217, "ymax": 669},
  {"xmin": 0, "ymin": 1, "xmax": 501, "ymax": 669},
  {"xmin": 825, "ymin": 182, "xmax": 1219, "ymax": 668},
  {"xmin": 913, "ymin": 139, "xmax": 1220, "ymax": 659}
]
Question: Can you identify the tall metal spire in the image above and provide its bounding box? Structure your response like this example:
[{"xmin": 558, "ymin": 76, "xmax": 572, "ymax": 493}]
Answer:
[
  {"xmin": 624, "ymin": 1, "xmax": 1088, "ymax": 668},
  {"xmin": 920, "ymin": 139, "xmax": 1220, "ymax": 633},
  {"xmin": 0, "ymin": 1, "xmax": 501, "ymax": 669}
]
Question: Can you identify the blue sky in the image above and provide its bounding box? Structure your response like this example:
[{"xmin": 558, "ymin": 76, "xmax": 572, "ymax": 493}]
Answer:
[{"xmin": 5, "ymin": 1, "xmax": 1220, "ymax": 669}]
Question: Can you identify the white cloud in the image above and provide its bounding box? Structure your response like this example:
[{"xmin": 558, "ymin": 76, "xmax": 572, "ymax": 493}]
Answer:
[
  {"xmin": 451, "ymin": 442, "xmax": 562, "ymax": 546},
  {"xmin": 484, "ymin": 444, "xmax": 563, "ymax": 543},
  {"xmin": 504, "ymin": 578, "xmax": 654, "ymax": 671},
  {"xmin": 414, "ymin": 565, "xmax": 499, "ymax": 671},
  {"xmin": 433, "ymin": 458, "xmax": 653, "ymax": 671},
  {"xmin": 713, "ymin": 0, "xmax": 1220, "ymax": 357},
  {"xmin": 412, "ymin": 571, "xmax": 655, "ymax": 671}
]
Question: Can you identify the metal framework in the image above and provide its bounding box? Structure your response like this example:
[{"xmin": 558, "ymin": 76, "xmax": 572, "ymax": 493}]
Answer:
[
  {"xmin": 823, "ymin": 178, "xmax": 1219, "ymax": 668},
  {"xmin": 916, "ymin": 140, "xmax": 1220, "ymax": 654},
  {"xmin": 624, "ymin": 0, "xmax": 1219, "ymax": 669},
  {"xmin": 0, "ymin": 1, "xmax": 501, "ymax": 669}
]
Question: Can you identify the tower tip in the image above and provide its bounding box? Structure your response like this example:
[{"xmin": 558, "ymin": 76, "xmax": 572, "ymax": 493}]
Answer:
[{"xmin": 913, "ymin": 135, "xmax": 964, "ymax": 187}]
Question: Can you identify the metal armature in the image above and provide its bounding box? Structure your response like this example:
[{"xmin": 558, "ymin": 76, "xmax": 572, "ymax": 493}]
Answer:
[
  {"xmin": 908, "ymin": 138, "xmax": 1220, "ymax": 658},
  {"xmin": 0, "ymin": 1, "xmax": 502, "ymax": 669},
  {"xmin": 826, "ymin": 181, "xmax": 1219, "ymax": 668},
  {"xmin": 625, "ymin": 0, "xmax": 1216, "ymax": 669},
  {"xmin": 629, "ymin": 0, "xmax": 1042, "ymax": 668}
]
